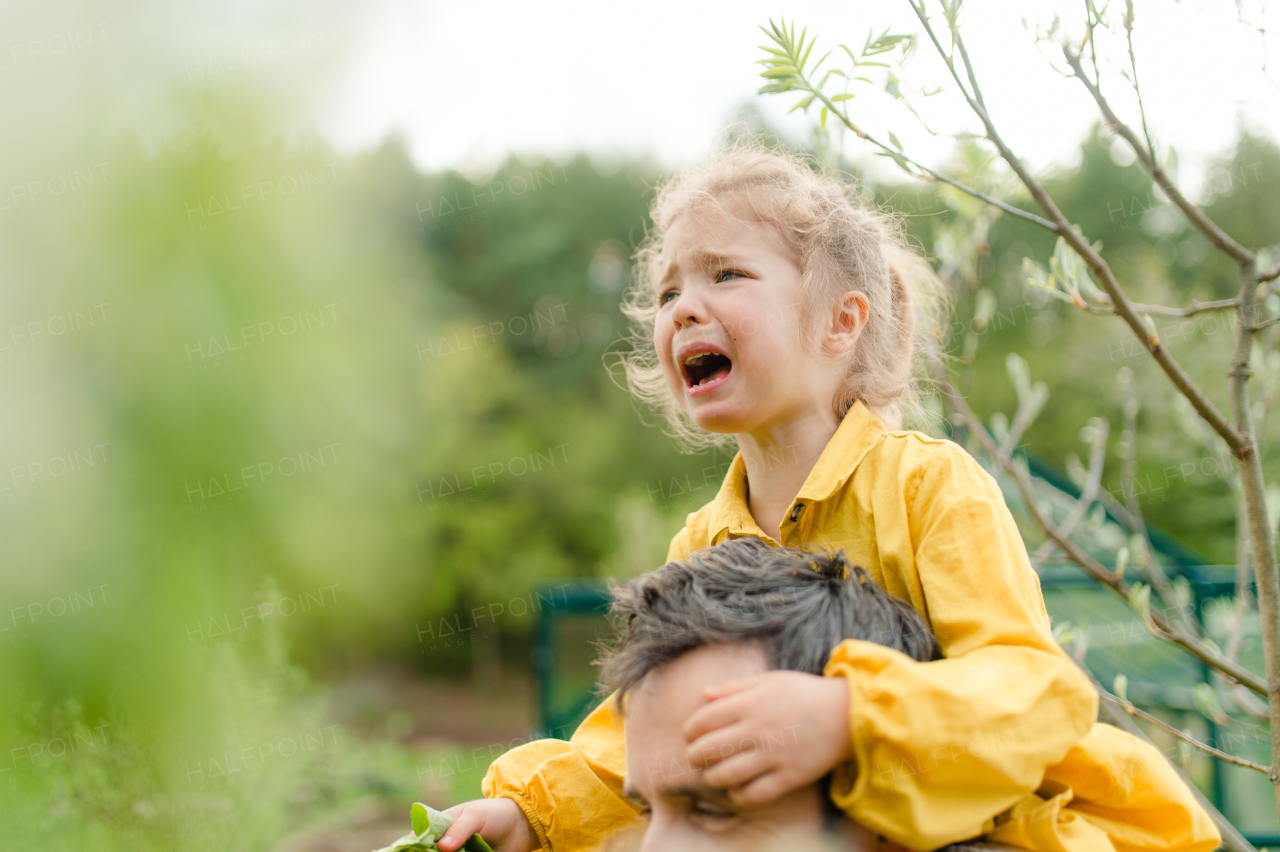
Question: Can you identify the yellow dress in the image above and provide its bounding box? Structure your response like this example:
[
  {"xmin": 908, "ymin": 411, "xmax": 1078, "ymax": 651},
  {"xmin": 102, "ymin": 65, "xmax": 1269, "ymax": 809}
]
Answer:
[{"xmin": 483, "ymin": 401, "xmax": 1220, "ymax": 852}]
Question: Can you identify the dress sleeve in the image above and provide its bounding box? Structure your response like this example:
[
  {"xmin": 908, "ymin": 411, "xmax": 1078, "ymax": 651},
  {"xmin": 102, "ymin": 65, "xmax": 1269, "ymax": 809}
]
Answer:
[
  {"xmin": 482, "ymin": 695, "xmax": 639, "ymax": 852},
  {"xmin": 821, "ymin": 441, "xmax": 1099, "ymax": 848},
  {"xmin": 987, "ymin": 722, "xmax": 1220, "ymax": 852},
  {"xmin": 482, "ymin": 525, "xmax": 696, "ymax": 852}
]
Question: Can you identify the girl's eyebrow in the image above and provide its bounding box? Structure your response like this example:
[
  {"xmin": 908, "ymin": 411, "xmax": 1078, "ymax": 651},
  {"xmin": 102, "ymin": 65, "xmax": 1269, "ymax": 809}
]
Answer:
[
  {"xmin": 696, "ymin": 250, "xmax": 743, "ymax": 270},
  {"xmin": 658, "ymin": 250, "xmax": 748, "ymax": 287}
]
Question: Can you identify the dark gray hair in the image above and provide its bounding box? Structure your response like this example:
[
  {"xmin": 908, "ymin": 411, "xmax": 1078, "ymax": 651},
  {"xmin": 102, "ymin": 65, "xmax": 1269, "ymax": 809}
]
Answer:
[{"xmin": 599, "ymin": 538, "xmax": 941, "ymax": 705}]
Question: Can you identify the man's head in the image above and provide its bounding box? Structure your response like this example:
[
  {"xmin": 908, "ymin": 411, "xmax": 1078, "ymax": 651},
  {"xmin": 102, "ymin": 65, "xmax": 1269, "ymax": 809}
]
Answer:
[{"xmin": 598, "ymin": 538, "xmax": 940, "ymax": 852}]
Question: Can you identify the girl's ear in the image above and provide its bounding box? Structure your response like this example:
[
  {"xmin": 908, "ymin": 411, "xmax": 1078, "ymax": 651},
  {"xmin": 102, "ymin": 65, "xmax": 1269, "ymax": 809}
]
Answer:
[{"xmin": 824, "ymin": 290, "xmax": 870, "ymax": 355}]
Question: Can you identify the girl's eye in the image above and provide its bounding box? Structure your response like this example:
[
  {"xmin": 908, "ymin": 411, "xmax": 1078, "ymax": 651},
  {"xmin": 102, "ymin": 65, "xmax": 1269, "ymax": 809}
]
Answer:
[
  {"xmin": 659, "ymin": 289, "xmax": 678, "ymax": 305},
  {"xmin": 715, "ymin": 269, "xmax": 745, "ymax": 283}
]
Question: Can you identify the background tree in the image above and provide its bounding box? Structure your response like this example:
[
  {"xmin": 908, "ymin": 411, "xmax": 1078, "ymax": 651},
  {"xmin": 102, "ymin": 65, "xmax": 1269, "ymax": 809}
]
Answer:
[{"xmin": 754, "ymin": 0, "xmax": 1280, "ymax": 837}]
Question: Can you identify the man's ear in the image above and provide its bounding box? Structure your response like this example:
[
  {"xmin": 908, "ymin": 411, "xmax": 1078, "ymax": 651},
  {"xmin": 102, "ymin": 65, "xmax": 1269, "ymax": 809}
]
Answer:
[{"xmin": 824, "ymin": 290, "xmax": 870, "ymax": 355}]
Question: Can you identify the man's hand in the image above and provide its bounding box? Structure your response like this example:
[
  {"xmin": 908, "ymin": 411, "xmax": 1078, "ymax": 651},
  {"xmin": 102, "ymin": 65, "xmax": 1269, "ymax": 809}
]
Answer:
[
  {"xmin": 437, "ymin": 797, "xmax": 539, "ymax": 852},
  {"xmin": 683, "ymin": 670, "xmax": 851, "ymax": 808}
]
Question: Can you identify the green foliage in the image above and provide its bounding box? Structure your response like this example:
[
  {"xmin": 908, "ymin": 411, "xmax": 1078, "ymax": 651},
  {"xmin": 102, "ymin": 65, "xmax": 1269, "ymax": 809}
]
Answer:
[
  {"xmin": 374, "ymin": 802, "xmax": 493, "ymax": 852},
  {"xmin": 873, "ymin": 121, "xmax": 1280, "ymax": 561},
  {"xmin": 3, "ymin": 3, "xmax": 1279, "ymax": 844}
]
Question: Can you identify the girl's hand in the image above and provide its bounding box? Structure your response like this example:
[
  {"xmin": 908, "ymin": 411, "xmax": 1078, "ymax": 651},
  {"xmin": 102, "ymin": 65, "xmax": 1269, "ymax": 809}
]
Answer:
[
  {"xmin": 438, "ymin": 797, "xmax": 539, "ymax": 852},
  {"xmin": 683, "ymin": 670, "xmax": 851, "ymax": 807}
]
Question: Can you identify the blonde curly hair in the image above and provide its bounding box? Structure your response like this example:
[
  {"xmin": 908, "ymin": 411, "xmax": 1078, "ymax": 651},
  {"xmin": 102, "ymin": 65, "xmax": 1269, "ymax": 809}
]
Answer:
[{"xmin": 618, "ymin": 143, "xmax": 947, "ymax": 450}]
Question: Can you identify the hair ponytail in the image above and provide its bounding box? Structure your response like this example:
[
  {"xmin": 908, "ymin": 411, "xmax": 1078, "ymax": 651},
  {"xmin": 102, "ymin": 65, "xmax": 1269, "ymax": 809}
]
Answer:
[{"xmin": 835, "ymin": 242, "xmax": 947, "ymax": 428}]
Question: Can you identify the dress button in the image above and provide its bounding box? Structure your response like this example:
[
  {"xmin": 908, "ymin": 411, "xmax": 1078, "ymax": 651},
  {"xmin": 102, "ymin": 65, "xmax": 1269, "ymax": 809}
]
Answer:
[{"xmin": 789, "ymin": 503, "xmax": 804, "ymax": 522}]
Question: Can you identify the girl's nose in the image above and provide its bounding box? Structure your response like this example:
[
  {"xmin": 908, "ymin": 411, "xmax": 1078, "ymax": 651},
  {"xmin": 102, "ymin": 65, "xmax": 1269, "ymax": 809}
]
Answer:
[{"xmin": 671, "ymin": 289, "xmax": 710, "ymax": 329}]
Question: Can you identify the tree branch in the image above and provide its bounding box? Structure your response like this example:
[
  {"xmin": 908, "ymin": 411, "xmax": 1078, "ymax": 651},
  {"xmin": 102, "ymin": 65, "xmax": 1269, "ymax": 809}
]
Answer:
[
  {"xmin": 941, "ymin": 381, "xmax": 1268, "ymax": 695},
  {"xmin": 1112, "ymin": 398, "xmax": 1197, "ymax": 634},
  {"xmin": 807, "ymin": 90, "xmax": 1060, "ymax": 233},
  {"xmin": 907, "ymin": 0, "xmax": 1245, "ymax": 455},
  {"xmin": 1225, "ymin": 254, "xmax": 1280, "ymax": 806},
  {"xmin": 1121, "ymin": 0, "xmax": 1158, "ymax": 165},
  {"xmin": 1097, "ymin": 687, "xmax": 1271, "ymax": 774},
  {"xmin": 1082, "ymin": 298, "xmax": 1239, "ymax": 318},
  {"xmin": 1030, "ymin": 419, "xmax": 1107, "ymax": 568},
  {"xmin": 1130, "ymin": 298, "xmax": 1239, "ymax": 317},
  {"xmin": 1061, "ymin": 47, "xmax": 1254, "ymax": 267}
]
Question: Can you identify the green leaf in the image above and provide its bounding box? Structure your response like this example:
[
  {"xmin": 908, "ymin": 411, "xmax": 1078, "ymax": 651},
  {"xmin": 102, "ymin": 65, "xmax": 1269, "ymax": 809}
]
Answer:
[
  {"xmin": 888, "ymin": 130, "xmax": 903, "ymax": 151},
  {"xmin": 831, "ymin": 93, "xmax": 854, "ymax": 102},
  {"xmin": 1128, "ymin": 583, "xmax": 1152, "ymax": 628},
  {"xmin": 1021, "ymin": 257, "xmax": 1069, "ymax": 302},
  {"xmin": 1194, "ymin": 683, "xmax": 1230, "ymax": 726},
  {"xmin": 817, "ymin": 68, "xmax": 843, "ymax": 89},
  {"xmin": 787, "ymin": 93, "xmax": 817, "ymax": 114},
  {"xmin": 374, "ymin": 803, "xmax": 496, "ymax": 852},
  {"xmin": 411, "ymin": 802, "xmax": 430, "ymax": 836},
  {"xmin": 427, "ymin": 805, "xmax": 453, "ymax": 841},
  {"xmin": 1113, "ymin": 673, "xmax": 1129, "ymax": 703},
  {"xmin": 1005, "ymin": 352, "xmax": 1030, "ymax": 398},
  {"xmin": 820, "ymin": 107, "xmax": 828, "ymax": 129},
  {"xmin": 797, "ymin": 28, "xmax": 814, "ymax": 72},
  {"xmin": 811, "ymin": 48, "xmax": 833, "ymax": 75},
  {"xmin": 1142, "ymin": 313, "xmax": 1159, "ymax": 345},
  {"xmin": 865, "ymin": 30, "xmax": 911, "ymax": 55},
  {"xmin": 873, "ymin": 149, "xmax": 914, "ymax": 174}
]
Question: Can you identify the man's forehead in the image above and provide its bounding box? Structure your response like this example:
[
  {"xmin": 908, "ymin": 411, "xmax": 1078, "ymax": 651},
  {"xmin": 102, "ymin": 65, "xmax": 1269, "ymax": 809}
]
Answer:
[
  {"xmin": 624, "ymin": 644, "xmax": 768, "ymax": 794},
  {"xmin": 630, "ymin": 643, "xmax": 767, "ymax": 711}
]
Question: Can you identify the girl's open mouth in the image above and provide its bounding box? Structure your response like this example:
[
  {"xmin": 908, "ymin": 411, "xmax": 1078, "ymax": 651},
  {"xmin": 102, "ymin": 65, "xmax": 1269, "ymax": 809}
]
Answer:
[{"xmin": 681, "ymin": 350, "xmax": 733, "ymax": 395}]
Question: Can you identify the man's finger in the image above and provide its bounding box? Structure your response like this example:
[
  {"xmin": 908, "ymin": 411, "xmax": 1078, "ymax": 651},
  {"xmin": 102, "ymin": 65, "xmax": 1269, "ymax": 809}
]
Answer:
[
  {"xmin": 682, "ymin": 691, "xmax": 752, "ymax": 742},
  {"xmin": 728, "ymin": 770, "xmax": 789, "ymax": 809},
  {"xmin": 701, "ymin": 749, "xmax": 773, "ymax": 790}
]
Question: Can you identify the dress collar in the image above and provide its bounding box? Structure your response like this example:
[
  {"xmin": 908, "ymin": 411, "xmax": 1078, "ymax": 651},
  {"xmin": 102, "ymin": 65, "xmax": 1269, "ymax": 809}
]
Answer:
[{"xmin": 704, "ymin": 400, "xmax": 886, "ymax": 543}]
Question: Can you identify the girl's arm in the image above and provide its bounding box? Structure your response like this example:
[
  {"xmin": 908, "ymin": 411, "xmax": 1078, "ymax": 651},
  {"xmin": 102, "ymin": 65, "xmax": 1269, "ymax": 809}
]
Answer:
[
  {"xmin": 820, "ymin": 438, "xmax": 1098, "ymax": 846},
  {"xmin": 481, "ymin": 698, "xmax": 639, "ymax": 852},
  {"xmin": 988, "ymin": 722, "xmax": 1220, "ymax": 852}
]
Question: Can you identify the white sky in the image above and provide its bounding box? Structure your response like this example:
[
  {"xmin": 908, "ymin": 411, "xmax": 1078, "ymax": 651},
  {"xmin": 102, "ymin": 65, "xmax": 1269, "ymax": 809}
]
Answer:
[{"xmin": 316, "ymin": 0, "xmax": 1280, "ymax": 191}]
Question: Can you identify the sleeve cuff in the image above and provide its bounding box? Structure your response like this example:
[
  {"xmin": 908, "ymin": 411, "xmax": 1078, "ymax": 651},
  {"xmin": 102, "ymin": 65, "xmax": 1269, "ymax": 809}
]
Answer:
[{"xmin": 496, "ymin": 790, "xmax": 553, "ymax": 852}]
